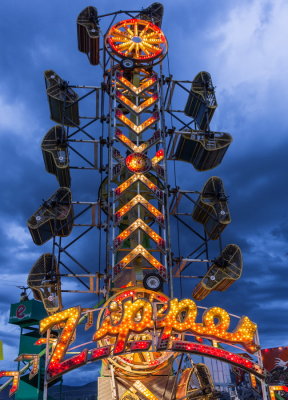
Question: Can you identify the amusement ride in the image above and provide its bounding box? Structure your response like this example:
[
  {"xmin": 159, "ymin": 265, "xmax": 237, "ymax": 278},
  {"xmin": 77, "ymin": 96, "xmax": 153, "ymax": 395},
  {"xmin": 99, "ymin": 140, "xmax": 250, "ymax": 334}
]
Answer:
[{"xmin": 0, "ymin": 3, "xmax": 283, "ymax": 400}]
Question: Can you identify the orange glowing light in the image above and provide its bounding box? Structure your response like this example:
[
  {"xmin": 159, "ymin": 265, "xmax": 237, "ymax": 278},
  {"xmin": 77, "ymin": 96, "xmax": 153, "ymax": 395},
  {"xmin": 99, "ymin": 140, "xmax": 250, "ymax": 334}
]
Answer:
[
  {"xmin": 113, "ymin": 218, "xmax": 165, "ymax": 251},
  {"xmin": 250, "ymin": 373, "xmax": 257, "ymax": 388},
  {"xmin": 115, "ymin": 174, "xmax": 139, "ymax": 197},
  {"xmin": 125, "ymin": 153, "xmax": 151, "ymax": 173},
  {"xmin": 158, "ymin": 301, "xmax": 258, "ymax": 353},
  {"xmin": 113, "ymin": 244, "xmax": 167, "ymax": 279},
  {"xmin": 116, "ymin": 71, "xmax": 157, "ymax": 95},
  {"xmin": 94, "ymin": 297, "xmax": 154, "ymax": 354},
  {"xmin": 269, "ymin": 386, "xmax": 288, "ymax": 400},
  {"xmin": 0, "ymin": 371, "xmax": 20, "ymax": 397},
  {"xmin": 115, "ymin": 129, "xmax": 161, "ymax": 153},
  {"xmin": 97, "ymin": 289, "xmax": 174, "ymax": 376},
  {"xmin": 114, "ymin": 174, "xmax": 163, "ymax": 201},
  {"xmin": 116, "ymin": 91, "xmax": 158, "ymax": 115},
  {"xmin": 35, "ymin": 337, "xmax": 57, "ymax": 345},
  {"xmin": 115, "ymin": 194, "xmax": 164, "ymax": 225},
  {"xmin": 106, "ymin": 19, "xmax": 167, "ymax": 62},
  {"xmin": 40, "ymin": 307, "xmax": 88, "ymax": 381},
  {"xmin": 94, "ymin": 296, "xmax": 258, "ymax": 355},
  {"xmin": 116, "ymin": 109, "xmax": 159, "ymax": 134},
  {"xmin": 15, "ymin": 354, "xmax": 40, "ymax": 379}
]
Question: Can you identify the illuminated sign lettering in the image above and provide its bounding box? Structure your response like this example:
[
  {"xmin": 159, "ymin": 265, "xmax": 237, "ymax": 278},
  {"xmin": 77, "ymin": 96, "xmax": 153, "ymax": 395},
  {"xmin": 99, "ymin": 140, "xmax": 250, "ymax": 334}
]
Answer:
[{"xmin": 0, "ymin": 293, "xmax": 264, "ymax": 390}]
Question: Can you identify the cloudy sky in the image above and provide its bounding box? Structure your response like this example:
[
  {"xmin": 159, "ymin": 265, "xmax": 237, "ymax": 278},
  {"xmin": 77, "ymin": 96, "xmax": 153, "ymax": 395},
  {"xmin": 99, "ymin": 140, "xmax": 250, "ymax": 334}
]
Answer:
[{"xmin": 0, "ymin": 0, "xmax": 288, "ymax": 387}]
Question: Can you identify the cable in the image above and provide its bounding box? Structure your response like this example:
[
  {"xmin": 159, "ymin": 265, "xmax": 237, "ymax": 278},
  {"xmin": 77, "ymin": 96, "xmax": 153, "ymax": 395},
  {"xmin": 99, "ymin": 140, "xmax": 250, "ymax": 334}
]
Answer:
[{"xmin": 173, "ymin": 160, "xmax": 183, "ymax": 298}]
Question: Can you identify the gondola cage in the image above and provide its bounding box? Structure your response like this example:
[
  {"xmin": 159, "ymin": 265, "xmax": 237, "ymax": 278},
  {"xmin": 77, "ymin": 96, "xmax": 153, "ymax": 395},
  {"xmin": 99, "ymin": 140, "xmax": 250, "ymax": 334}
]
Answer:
[
  {"xmin": 27, "ymin": 187, "xmax": 73, "ymax": 245},
  {"xmin": 139, "ymin": 2, "xmax": 164, "ymax": 27},
  {"xmin": 192, "ymin": 176, "xmax": 231, "ymax": 239},
  {"xmin": 193, "ymin": 244, "xmax": 243, "ymax": 300},
  {"xmin": 77, "ymin": 6, "xmax": 100, "ymax": 65},
  {"xmin": 185, "ymin": 71, "xmax": 217, "ymax": 131},
  {"xmin": 44, "ymin": 70, "xmax": 80, "ymax": 126},
  {"xmin": 27, "ymin": 253, "xmax": 62, "ymax": 314},
  {"xmin": 171, "ymin": 130, "xmax": 232, "ymax": 171},
  {"xmin": 41, "ymin": 125, "xmax": 70, "ymax": 187}
]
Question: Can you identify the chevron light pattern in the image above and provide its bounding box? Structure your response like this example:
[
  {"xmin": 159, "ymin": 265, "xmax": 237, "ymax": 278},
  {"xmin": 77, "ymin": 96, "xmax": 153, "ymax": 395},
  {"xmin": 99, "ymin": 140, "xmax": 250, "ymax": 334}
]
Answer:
[{"xmin": 110, "ymin": 68, "xmax": 168, "ymax": 282}]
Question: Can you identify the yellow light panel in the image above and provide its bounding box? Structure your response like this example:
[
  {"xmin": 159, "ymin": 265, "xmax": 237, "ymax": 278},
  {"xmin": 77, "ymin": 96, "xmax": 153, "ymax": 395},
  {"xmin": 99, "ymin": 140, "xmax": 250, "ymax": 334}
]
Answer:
[
  {"xmin": 115, "ymin": 174, "xmax": 139, "ymax": 197},
  {"xmin": 115, "ymin": 129, "xmax": 161, "ymax": 153},
  {"xmin": 94, "ymin": 297, "xmax": 154, "ymax": 354},
  {"xmin": 93, "ymin": 296, "xmax": 258, "ymax": 357},
  {"xmin": 156, "ymin": 300, "xmax": 258, "ymax": 353},
  {"xmin": 116, "ymin": 109, "xmax": 159, "ymax": 135},
  {"xmin": 121, "ymin": 389, "xmax": 139, "ymax": 400},
  {"xmin": 114, "ymin": 218, "xmax": 165, "ymax": 251},
  {"xmin": 116, "ymin": 90, "xmax": 158, "ymax": 114},
  {"xmin": 15, "ymin": 354, "xmax": 39, "ymax": 379},
  {"xmin": 269, "ymin": 386, "xmax": 288, "ymax": 400},
  {"xmin": 116, "ymin": 70, "xmax": 157, "ymax": 95},
  {"xmin": 115, "ymin": 194, "xmax": 164, "ymax": 225},
  {"xmin": 250, "ymin": 373, "xmax": 257, "ymax": 388},
  {"xmin": 113, "ymin": 244, "xmax": 167, "ymax": 279},
  {"xmin": 115, "ymin": 174, "xmax": 163, "ymax": 201}
]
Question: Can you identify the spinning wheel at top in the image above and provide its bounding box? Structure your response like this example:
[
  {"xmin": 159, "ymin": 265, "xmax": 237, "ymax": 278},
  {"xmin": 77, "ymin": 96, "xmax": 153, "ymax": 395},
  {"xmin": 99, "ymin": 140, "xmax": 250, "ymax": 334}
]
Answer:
[{"xmin": 106, "ymin": 19, "xmax": 167, "ymax": 64}]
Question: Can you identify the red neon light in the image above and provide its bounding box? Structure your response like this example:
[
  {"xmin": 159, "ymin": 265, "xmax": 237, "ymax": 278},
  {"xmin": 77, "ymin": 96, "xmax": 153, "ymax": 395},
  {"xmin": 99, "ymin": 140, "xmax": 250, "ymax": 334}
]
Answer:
[
  {"xmin": 116, "ymin": 90, "xmax": 158, "ymax": 114},
  {"xmin": 115, "ymin": 71, "xmax": 158, "ymax": 95},
  {"xmin": 125, "ymin": 153, "xmax": 151, "ymax": 174},
  {"xmin": 115, "ymin": 128, "xmax": 161, "ymax": 153},
  {"xmin": 90, "ymin": 346, "xmax": 111, "ymax": 360},
  {"xmin": 114, "ymin": 194, "xmax": 164, "ymax": 226},
  {"xmin": 171, "ymin": 341, "xmax": 264, "ymax": 378},
  {"xmin": 116, "ymin": 109, "xmax": 159, "ymax": 135},
  {"xmin": 106, "ymin": 19, "xmax": 167, "ymax": 62},
  {"xmin": 130, "ymin": 340, "xmax": 152, "ymax": 351},
  {"xmin": 114, "ymin": 340, "xmax": 126, "ymax": 355},
  {"xmin": 48, "ymin": 350, "xmax": 88, "ymax": 379}
]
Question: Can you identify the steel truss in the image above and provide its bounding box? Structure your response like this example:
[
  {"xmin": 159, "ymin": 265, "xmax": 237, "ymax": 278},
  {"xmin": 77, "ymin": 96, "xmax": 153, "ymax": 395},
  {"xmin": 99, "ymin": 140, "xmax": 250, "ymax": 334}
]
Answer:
[
  {"xmin": 169, "ymin": 189, "xmax": 223, "ymax": 279},
  {"xmin": 104, "ymin": 62, "xmax": 173, "ymax": 295},
  {"xmin": 42, "ymin": 82, "xmax": 107, "ymax": 295}
]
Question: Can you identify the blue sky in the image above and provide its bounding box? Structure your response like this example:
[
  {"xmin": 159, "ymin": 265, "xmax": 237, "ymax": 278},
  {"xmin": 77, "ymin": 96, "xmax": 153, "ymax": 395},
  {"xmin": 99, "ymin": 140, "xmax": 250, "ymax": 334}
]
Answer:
[{"xmin": 0, "ymin": 0, "xmax": 288, "ymax": 386}]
